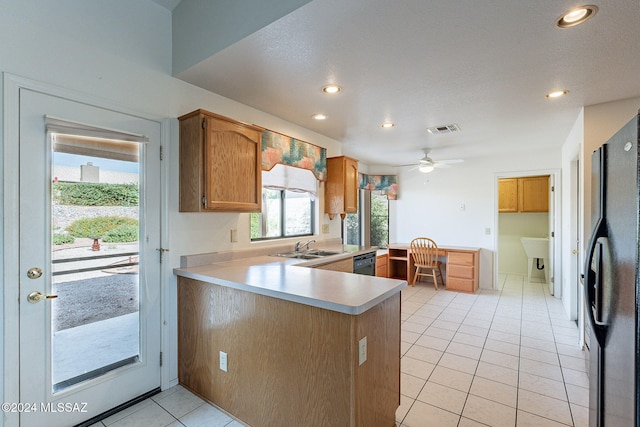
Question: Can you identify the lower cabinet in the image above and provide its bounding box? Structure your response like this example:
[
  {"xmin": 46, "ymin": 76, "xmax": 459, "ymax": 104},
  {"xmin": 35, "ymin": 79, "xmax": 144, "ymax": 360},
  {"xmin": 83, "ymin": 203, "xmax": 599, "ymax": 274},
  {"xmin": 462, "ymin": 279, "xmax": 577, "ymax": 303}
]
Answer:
[
  {"xmin": 445, "ymin": 250, "xmax": 479, "ymax": 293},
  {"xmin": 376, "ymin": 253, "xmax": 388, "ymax": 278},
  {"xmin": 178, "ymin": 277, "xmax": 400, "ymax": 427},
  {"xmin": 313, "ymin": 258, "xmax": 353, "ymax": 273}
]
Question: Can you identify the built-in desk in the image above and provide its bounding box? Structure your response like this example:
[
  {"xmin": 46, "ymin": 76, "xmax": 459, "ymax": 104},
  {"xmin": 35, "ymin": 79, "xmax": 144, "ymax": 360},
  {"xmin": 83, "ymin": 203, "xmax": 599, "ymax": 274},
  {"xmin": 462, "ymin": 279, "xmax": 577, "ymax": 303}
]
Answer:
[{"xmin": 387, "ymin": 243, "xmax": 480, "ymax": 293}]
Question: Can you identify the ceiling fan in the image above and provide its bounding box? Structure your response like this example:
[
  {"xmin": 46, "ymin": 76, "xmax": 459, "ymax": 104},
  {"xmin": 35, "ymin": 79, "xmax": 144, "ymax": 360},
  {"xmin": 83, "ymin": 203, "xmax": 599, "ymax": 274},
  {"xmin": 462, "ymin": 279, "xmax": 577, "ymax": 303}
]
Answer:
[{"xmin": 396, "ymin": 149, "xmax": 464, "ymax": 173}]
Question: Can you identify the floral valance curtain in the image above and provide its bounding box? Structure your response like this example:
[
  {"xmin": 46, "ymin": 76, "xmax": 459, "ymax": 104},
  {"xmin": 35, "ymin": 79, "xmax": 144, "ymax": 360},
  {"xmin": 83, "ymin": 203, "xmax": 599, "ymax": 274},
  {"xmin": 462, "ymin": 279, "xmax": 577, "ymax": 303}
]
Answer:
[
  {"xmin": 261, "ymin": 130, "xmax": 327, "ymax": 181},
  {"xmin": 359, "ymin": 173, "xmax": 398, "ymax": 200}
]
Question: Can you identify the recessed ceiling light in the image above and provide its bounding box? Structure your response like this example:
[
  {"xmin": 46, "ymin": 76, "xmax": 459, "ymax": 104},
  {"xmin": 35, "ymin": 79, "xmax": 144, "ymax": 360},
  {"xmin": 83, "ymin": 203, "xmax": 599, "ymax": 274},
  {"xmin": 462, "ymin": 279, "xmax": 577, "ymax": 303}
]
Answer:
[
  {"xmin": 556, "ymin": 5, "xmax": 598, "ymax": 28},
  {"xmin": 322, "ymin": 85, "xmax": 342, "ymax": 94},
  {"xmin": 545, "ymin": 90, "xmax": 569, "ymax": 98},
  {"xmin": 381, "ymin": 122, "xmax": 395, "ymax": 128},
  {"xmin": 312, "ymin": 113, "xmax": 327, "ymax": 120}
]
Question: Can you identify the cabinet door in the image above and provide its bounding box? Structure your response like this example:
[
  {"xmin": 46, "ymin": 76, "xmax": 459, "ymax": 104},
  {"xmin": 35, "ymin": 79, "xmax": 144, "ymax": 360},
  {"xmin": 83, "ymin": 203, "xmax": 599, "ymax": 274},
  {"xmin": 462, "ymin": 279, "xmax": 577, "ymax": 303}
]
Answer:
[
  {"xmin": 325, "ymin": 156, "xmax": 359, "ymax": 219},
  {"xmin": 376, "ymin": 254, "xmax": 388, "ymax": 277},
  {"xmin": 314, "ymin": 258, "xmax": 353, "ymax": 273},
  {"xmin": 518, "ymin": 176, "xmax": 549, "ymax": 212},
  {"xmin": 344, "ymin": 157, "xmax": 359, "ymax": 213},
  {"xmin": 498, "ymin": 179, "xmax": 518, "ymax": 212},
  {"xmin": 204, "ymin": 116, "xmax": 261, "ymax": 211}
]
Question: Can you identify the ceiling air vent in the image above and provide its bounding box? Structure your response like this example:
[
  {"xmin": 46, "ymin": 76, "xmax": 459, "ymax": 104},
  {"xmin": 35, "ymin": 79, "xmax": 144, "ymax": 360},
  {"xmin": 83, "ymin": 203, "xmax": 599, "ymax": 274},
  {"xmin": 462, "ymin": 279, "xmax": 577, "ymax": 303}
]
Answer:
[{"xmin": 427, "ymin": 123, "xmax": 460, "ymax": 135}]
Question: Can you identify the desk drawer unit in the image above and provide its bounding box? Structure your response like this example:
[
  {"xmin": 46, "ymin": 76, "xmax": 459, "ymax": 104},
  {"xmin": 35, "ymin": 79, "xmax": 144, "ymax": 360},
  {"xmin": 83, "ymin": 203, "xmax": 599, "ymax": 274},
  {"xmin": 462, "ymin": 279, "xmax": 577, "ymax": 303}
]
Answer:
[
  {"xmin": 376, "ymin": 254, "xmax": 388, "ymax": 278},
  {"xmin": 446, "ymin": 250, "xmax": 479, "ymax": 293}
]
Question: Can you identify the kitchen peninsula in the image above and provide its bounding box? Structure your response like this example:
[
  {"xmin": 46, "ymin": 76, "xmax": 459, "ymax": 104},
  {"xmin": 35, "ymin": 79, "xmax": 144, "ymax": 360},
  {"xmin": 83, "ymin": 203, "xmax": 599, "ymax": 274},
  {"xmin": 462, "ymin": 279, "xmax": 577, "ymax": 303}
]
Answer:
[{"xmin": 174, "ymin": 245, "xmax": 406, "ymax": 427}]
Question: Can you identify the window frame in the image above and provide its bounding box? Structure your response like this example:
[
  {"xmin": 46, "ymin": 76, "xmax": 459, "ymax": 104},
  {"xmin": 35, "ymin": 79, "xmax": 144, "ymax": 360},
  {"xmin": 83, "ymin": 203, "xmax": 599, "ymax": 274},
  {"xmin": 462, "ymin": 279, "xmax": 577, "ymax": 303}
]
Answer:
[
  {"xmin": 344, "ymin": 190, "xmax": 389, "ymax": 248},
  {"xmin": 251, "ymin": 188, "xmax": 316, "ymax": 241}
]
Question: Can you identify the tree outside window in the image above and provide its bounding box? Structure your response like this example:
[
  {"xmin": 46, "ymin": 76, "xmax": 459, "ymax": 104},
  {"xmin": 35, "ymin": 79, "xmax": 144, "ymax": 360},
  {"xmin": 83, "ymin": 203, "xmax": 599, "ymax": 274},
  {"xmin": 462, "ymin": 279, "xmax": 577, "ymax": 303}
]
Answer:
[
  {"xmin": 344, "ymin": 190, "xmax": 389, "ymax": 248},
  {"xmin": 370, "ymin": 192, "xmax": 389, "ymax": 248}
]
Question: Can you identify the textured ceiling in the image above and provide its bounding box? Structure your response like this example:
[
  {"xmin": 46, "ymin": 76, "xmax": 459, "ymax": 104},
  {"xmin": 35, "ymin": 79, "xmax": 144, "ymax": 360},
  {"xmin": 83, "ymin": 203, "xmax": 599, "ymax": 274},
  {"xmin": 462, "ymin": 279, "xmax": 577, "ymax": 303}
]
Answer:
[{"xmin": 175, "ymin": 0, "xmax": 640, "ymax": 167}]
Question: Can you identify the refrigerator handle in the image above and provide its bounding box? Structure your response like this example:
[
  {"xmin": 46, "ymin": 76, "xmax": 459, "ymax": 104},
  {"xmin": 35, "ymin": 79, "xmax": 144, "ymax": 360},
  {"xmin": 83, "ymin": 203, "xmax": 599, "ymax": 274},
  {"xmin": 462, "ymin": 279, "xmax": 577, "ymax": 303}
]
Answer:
[{"xmin": 584, "ymin": 217, "xmax": 608, "ymax": 347}]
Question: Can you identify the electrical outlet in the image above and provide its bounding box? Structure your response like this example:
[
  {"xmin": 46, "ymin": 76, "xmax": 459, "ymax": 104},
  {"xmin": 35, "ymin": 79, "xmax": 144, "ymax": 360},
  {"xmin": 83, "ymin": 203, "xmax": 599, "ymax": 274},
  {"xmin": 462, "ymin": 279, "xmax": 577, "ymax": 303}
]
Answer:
[
  {"xmin": 358, "ymin": 337, "xmax": 367, "ymax": 366},
  {"xmin": 219, "ymin": 351, "xmax": 228, "ymax": 372},
  {"xmin": 230, "ymin": 229, "xmax": 238, "ymax": 243},
  {"xmin": 322, "ymin": 224, "xmax": 330, "ymax": 234},
  {"xmin": 459, "ymin": 203, "xmax": 466, "ymax": 211},
  {"xmin": 485, "ymin": 227, "xmax": 491, "ymax": 235}
]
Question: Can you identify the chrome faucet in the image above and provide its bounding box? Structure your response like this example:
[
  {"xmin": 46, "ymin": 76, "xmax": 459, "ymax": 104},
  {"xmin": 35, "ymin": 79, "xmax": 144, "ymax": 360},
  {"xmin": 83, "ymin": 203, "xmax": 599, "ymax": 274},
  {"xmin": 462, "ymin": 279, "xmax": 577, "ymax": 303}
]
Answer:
[{"xmin": 295, "ymin": 239, "xmax": 316, "ymax": 252}]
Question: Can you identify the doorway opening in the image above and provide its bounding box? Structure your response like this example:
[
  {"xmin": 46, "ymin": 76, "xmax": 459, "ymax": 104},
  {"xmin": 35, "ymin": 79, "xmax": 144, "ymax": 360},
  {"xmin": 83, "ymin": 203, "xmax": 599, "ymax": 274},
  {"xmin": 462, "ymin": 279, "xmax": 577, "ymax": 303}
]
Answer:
[{"xmin": 496, "ymin": 173, "xmax": 556, "ymax": 293}]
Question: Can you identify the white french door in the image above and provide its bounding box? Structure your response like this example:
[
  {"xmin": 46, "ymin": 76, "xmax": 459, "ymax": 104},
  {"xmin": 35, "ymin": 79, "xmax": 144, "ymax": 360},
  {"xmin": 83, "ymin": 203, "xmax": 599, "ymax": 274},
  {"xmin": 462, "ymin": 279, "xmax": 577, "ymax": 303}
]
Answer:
[{"xmin": 18, "ymin": 88, "xmax": 161, "ymax": 426}]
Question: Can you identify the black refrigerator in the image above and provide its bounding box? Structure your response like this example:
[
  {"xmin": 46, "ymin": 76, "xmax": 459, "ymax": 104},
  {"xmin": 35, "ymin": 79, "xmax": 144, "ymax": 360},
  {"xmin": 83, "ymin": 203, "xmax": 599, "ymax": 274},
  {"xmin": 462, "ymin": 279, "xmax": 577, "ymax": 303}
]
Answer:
[{"xmin": 585, "ymin": 111, "xmax": 640, "ymax": 426}]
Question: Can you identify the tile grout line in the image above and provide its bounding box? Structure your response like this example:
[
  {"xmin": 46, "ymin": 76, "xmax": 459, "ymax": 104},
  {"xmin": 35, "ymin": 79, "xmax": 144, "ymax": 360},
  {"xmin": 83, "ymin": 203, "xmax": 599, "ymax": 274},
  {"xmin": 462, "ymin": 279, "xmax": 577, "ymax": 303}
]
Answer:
[
  {"xmin": 543, "ymin": 280, "xmax": 579, "ymax": 427},
  {"xmin": 398, "ymin": 276, "xmax": 584, "ymax": 426}
]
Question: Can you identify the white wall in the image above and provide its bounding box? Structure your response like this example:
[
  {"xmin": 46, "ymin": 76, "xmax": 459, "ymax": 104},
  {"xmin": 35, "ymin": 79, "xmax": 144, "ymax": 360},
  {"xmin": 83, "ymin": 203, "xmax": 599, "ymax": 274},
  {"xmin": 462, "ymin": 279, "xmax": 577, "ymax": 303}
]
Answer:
[
  {"xmin": 0, "ymin": 0, "xmax": 345, "ymax": 414},
  {"xmin": 560, "ymin": 110, "xmax": 584, "ymax": 322},
  {"xmin": 379, "ymin": 149, "xmax": 562, "ymax": 289}
]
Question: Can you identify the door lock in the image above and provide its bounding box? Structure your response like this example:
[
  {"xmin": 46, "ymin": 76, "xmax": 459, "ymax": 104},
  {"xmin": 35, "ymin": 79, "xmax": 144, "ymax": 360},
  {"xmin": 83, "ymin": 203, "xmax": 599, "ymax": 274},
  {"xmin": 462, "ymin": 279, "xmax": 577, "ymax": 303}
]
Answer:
[
  {"xmin": 27, "ymin": 267, "xmax": 43, "ymax": 279},
  {"xmin": 27, "ymin": 291, "xmax": 58, "ymax": 304}
]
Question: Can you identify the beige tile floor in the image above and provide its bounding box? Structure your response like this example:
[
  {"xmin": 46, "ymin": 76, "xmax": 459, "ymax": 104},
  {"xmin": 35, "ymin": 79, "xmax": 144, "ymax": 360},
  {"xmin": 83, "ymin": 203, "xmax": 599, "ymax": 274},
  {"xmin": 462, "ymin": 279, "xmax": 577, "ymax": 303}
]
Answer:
[
  {"xmin": 88, "ymin": 385, "xmax": 245, "ymax": 427},
  {"xmin": 92, "ymin": 273, "xmax": 588, "ymax": 427},
  {"xmin": 397, "ymin": 274, "xmax": 588, "ymax": 427}
]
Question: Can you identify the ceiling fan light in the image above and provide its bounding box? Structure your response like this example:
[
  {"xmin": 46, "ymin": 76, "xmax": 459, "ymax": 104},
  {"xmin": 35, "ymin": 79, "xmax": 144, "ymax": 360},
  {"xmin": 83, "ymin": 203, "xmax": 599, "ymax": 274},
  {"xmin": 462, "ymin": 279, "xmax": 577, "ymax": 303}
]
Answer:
[{"xmin": 419, "ymin": 164, "xmax": 434, "ymax": 173}]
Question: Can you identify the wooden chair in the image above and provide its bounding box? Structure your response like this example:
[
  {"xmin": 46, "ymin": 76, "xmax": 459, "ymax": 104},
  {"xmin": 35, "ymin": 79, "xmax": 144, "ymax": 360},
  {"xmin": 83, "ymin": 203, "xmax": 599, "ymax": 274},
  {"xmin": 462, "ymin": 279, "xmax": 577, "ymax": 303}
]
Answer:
[{"xmin": 410, "ymin": 237, "xmax": 444, "ymax": 289}]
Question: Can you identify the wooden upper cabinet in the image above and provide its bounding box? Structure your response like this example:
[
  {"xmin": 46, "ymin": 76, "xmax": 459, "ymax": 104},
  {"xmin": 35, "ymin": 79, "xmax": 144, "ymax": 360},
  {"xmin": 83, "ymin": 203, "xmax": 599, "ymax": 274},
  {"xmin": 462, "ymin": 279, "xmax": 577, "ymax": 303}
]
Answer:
[
  {"xmin": 498, "ymin": 175, "xmax": 549, "ymax": 213},
  {"xmin": 179, "ymin": 110, "xmax": 263, "ymax": 212},
  {"xmin": 519, "ymin": 176, "xmax": 549, "ymax": 212},
  {"xmin": 498, "ymin": 178, "xmax": 518, "ymax": 212},
  {"xmin": 325, "ymin": 156, "xmax": 359, "ymax": 220}
]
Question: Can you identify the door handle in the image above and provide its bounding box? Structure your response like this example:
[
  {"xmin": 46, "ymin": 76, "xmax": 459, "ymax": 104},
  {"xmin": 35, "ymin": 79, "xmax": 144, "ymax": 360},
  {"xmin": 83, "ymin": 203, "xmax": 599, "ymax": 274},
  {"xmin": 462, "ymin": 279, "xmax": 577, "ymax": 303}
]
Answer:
[
  {"xmin": 584, "ymin": 217, "xmax": 608, "ymax": 347},
  {"xmin": 27, "ymin": 291, "xmax": 58, "ymax": 304},
  {"xmin": 572, "ymin": 249, "xmax": 579, "ymax": 254}
]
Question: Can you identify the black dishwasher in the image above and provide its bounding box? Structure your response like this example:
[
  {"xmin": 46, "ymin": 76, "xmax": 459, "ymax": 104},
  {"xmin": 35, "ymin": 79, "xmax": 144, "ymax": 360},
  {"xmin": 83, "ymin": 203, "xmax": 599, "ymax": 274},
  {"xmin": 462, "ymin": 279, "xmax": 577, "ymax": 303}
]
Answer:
[{"xmin": 353, "ymin": 252, "xmax": 376, "ymax": 276}]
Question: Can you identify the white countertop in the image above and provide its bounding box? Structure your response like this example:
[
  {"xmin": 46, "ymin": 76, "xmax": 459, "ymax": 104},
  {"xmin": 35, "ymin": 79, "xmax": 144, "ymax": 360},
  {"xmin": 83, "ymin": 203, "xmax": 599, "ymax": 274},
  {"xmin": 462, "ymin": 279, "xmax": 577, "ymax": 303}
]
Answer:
[{"xmin": 174, "ymin": 247, "xmax": 407, "ymax": 315}]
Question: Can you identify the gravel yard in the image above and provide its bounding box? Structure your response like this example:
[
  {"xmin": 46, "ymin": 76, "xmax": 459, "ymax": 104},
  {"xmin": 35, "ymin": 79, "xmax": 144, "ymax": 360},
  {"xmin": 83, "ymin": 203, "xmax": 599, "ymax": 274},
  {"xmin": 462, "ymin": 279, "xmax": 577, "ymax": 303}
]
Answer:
[
  {"xmin": 50, "ymin": 205, "xmax": 140, "ymax": 332},
  {"xmin": 51, "ymin": 274, "xmax": 138, "ymax": 332}
]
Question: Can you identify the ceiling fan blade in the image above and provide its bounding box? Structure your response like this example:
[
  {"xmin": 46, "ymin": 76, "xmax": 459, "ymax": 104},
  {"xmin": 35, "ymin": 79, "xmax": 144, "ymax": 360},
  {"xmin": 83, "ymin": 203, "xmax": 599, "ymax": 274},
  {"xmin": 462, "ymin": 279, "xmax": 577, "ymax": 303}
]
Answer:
[{"xmin": 436, "ymin": 159, "xmax": 464, "ymax": 164}]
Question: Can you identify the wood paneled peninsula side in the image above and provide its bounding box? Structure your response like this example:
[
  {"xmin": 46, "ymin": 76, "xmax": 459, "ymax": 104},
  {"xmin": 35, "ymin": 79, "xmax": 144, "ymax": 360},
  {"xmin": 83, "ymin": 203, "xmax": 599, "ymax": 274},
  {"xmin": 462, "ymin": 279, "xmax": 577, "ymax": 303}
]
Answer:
[{"xmin": 174, "ymin": 245, "xmax": 406, "ymax": 427}]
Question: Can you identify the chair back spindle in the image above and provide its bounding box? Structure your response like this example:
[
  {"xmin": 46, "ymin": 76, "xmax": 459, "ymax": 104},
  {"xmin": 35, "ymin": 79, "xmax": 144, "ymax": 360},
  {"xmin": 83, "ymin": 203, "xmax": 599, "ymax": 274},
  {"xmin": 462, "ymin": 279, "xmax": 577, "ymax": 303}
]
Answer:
[{"xmin": 409, "ymin": 237, "xmax": 444, "ymax": 289}]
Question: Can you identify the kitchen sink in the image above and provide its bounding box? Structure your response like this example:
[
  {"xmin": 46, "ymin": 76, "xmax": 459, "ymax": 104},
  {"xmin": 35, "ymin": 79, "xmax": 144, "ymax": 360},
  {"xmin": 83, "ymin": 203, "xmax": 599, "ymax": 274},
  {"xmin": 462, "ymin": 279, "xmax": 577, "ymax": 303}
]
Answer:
[
  {"xmin": 306, "ymin": 250, "xmax": 342, "ymax": 256},
  {"xmin": 271, "ymin": 251, "xmax": 320, "ymax": 259},
  {"xmin": 271, "ymin": 249, "xmax": 343, "ymax": 259},
  {"xmin": 290, "ymin": 254, "xmax": 322, "ymax": 259}
]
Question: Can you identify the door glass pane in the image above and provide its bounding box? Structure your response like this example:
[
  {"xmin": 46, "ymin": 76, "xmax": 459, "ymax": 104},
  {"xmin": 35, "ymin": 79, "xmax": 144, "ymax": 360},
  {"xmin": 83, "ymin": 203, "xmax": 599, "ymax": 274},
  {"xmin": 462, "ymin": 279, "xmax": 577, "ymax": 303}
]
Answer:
[{"xmin": 50, "ymin": 133, "xmax": 141, "ymax": 392}]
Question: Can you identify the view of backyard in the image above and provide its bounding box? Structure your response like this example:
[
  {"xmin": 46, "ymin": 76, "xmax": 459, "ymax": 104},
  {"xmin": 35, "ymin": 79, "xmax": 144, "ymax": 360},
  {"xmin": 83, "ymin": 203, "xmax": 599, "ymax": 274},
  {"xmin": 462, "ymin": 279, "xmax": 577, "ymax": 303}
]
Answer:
[
  {"xmin": 51, "ymin": 148, "xmax": 142, "ymax": 388},
  {"xmin": 52, "ymin": 182, "xmax": 140, "ymax": 332}
]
